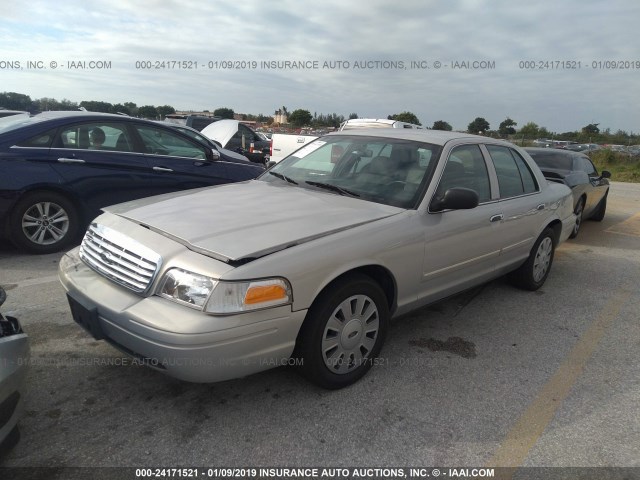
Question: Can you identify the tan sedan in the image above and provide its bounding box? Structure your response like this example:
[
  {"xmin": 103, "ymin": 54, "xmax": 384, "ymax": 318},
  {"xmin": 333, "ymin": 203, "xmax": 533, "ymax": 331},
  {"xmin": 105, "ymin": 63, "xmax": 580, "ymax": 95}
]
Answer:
[{"xmin": 59, "ymin": 130, "xmax": 576, "ymax": 389}]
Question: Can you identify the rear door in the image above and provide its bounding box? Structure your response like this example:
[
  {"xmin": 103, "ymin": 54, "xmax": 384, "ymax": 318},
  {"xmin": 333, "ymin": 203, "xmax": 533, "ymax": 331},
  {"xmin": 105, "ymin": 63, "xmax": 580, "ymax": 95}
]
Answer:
[
  {"xmin": 49, "ymin": 121, "xmax": 155, "ymax": 216},
  {"xmin": 129, "ymin": 123, "xmax": 231, "ymax": 196},
  {"xmin": 483, "ymin": 144, "xmax": 546, "ymax": 269}
]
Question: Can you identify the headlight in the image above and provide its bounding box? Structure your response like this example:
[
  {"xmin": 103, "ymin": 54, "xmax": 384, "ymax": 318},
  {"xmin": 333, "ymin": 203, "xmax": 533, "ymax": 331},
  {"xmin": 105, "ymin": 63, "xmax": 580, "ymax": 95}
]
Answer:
[
  {"xmin": 158, "ymin": 268, "xmax": 215, "ymax": 309},
  {"xmin": 205, "ymin": 278, "xmax": 292, "ymax": 314},
  {"xmin": 157, "ymin": 269, "xmax": 292, "ymax": 314}
]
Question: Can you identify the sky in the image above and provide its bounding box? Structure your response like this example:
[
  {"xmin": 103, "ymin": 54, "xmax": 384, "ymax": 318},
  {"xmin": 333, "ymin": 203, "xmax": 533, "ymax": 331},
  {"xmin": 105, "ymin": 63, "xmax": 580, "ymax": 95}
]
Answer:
[{"xmin": 1, "ymin": 0, "xmax": 639, "ymax": 133}]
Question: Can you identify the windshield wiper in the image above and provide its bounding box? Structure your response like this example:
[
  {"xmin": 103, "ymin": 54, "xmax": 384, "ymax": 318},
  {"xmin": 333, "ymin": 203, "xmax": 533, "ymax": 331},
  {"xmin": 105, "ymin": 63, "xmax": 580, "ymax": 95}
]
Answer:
[
  {"xmin": 269, "ymin": 171, "xmax": 298, "ymax": 185},
  {"xmin": 305, "ymin": 181, "xmax": 360, "ymax": 197}
]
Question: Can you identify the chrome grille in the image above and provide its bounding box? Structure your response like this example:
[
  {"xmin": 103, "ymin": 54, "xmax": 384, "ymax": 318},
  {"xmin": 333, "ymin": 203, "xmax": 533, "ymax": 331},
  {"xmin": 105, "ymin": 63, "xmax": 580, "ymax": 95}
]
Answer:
[{"xmin": 80, "ymin": 223, "xmax": 162, "ymax": 293}]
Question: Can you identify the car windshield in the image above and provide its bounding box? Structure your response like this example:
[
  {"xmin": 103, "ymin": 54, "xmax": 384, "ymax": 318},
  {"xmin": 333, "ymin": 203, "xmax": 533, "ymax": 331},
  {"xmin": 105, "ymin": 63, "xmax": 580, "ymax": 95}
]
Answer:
[{"xmin": 260, "ymin": 135, "xmax": 442, "ymax": 208}]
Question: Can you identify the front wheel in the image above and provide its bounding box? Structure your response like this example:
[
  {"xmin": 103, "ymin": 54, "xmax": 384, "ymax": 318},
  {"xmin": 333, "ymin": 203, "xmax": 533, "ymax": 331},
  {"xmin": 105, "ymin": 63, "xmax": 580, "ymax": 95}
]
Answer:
[
  {"xmin": 9, "ymin": 191, "xmax": 80, "ymax": 254},
  {"xmin": 508, "ymin": 228, "xmax": 556, "ymax": 291},
  {"xmin": 295, "ymin": 274, "xmax": 389, "ymax": 389}
]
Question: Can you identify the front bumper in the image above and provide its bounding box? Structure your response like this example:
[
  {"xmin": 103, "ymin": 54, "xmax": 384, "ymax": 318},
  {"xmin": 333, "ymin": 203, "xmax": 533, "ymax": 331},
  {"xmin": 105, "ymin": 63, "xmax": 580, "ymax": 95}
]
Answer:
[{"xmin": 59, "ymin": 248, "xmax": 307, "ymax": 383}]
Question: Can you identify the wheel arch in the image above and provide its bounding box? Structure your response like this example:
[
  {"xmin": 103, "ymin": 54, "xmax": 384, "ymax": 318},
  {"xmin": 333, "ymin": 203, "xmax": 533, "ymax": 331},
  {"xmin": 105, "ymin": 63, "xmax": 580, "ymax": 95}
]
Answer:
[
  {"xmin": 305, "ymin": 264, "xmax": 398, "ymax": 318},
  {"xmin": 545, "ymin": 219, "xmax": 563, "ymax": 245}
]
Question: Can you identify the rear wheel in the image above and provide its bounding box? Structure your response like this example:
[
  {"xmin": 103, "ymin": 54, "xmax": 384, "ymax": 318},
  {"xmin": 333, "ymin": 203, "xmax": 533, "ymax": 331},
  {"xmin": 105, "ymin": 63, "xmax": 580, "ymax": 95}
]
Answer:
[
  {"xmin": 508, "ymin": 228, "xmax": 556, "ymax": 291},
  {"xmin": 569, "ymin": 198, "xmax": 585, "ymax": 239},
  {"xmin": 9, "ymin": 191, "xmax": 80, "ymax": 254},
  {"xmin": 295, "ymin": 274, "xmax": 389, "ymax": 389}
]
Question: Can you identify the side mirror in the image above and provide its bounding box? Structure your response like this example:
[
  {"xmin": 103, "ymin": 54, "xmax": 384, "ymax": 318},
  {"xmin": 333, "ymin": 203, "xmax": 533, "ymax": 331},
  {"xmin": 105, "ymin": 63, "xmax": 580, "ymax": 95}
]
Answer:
[
  {"xmin": 430, "ymin": 187, "xmax": 479, "ymax": 212},
  {"xmin": 210, "ymin": 149, "xmax": 220, "ymax": 161},
  {"xmin": 601, "ymin": 170, "xmax": 611, "ymax": 179}
]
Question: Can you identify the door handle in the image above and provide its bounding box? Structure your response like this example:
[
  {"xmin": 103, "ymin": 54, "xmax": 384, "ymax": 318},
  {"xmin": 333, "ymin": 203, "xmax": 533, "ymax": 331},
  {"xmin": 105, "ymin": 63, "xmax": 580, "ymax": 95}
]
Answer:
[
  {"xmin": 490, "ymin": 214, "xmax": 504, "ymax": 223},
  {"xmin": 153, "ymin": 166, "xmax": 173, "ymax": 172},
  {"xmin": 57, "ymin": 158, "xmax": 86, "ymax": 164},
  {"xmin": 536, "ymin": 203, "xmax": 545, "ymax": 211}
]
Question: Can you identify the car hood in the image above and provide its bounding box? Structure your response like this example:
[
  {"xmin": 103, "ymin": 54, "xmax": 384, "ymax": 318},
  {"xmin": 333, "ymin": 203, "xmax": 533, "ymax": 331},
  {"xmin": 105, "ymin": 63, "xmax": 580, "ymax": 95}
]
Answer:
[
  {"xmin": 103, "ymin": 181, "xmax": 403, "ymax": 263},
  {"xmin": 200, "ymin": 119, "xmax": 240, "ymax": 148}
]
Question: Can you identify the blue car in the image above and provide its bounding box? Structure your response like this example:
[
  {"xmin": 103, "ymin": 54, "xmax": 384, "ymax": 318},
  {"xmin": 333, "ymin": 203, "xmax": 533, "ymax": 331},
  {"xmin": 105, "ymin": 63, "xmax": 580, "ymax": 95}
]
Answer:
[{"xmin": 0, "ymin": 112, "xmax": 265, "ymax": 253}]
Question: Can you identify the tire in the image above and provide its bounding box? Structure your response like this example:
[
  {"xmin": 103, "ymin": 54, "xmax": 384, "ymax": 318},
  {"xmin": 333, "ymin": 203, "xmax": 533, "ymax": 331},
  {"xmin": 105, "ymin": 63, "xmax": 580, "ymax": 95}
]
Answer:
[
  {"xmin": 0, "ymin": 425, "xmax": 20, "ymax": 458},
  {"xmin": 295, "ymin": 273, "xmax": 389, "ymax": 389},
  {"xmin": 569, "ymin": 198, "xmax": 585, "ymax": 239},
  {"xmin": 590, "ymin": 191, "xmax": 607, "ymax": 222},
  {"xmin": 508, "ymin": 228, "xmax": 556, "ymax": 291},
  {"xmin": 9, "ymin": 191, "xmax": 80, "ymax": 254}
]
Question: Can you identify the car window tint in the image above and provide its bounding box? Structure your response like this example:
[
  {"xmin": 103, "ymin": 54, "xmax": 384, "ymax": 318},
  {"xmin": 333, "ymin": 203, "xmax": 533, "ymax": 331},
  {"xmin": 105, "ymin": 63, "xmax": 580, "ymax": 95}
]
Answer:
[
  {"xmin": 16, "ymin": 128, "xmax": 57, "ymax": 148},
  {"xmin": 527, "ymin": 151, "xmax": 573, "ymax": 170},
  {"xmin": 59, "ymin": 123, "xmax": 133, "ymax": 152},
  {"xmin": 436, "ymin": 144, "xmax": 491, "ymax": 203},
  {"xmin": 511, "ymin": 149, "xmax": 538, "ymax": 193},
  {"xmin": 134, "ymin": 125, "xmax": 206, "ymax": 159},
  {"xmin": 486, "ymin": 145, "xmax": 525, "ymax": 198}
]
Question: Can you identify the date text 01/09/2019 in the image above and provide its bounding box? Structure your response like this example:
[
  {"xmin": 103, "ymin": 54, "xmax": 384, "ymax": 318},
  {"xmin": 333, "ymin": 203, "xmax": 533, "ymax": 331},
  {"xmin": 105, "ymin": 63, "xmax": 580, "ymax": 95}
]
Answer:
[{"xmin": 518, "ymin": 60, "xmax": 640, "ymax": 69}]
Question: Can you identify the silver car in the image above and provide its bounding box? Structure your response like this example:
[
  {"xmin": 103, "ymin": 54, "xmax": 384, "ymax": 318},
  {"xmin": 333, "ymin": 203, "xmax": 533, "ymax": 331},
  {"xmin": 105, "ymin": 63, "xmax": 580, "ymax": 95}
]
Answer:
[
  {"xmin": 0, "ymin": 286, "xmax": 29, "ymax": 452},
  {"xmin": 59, "ymin": 130, "xmax": 576, "ymax": 389}
]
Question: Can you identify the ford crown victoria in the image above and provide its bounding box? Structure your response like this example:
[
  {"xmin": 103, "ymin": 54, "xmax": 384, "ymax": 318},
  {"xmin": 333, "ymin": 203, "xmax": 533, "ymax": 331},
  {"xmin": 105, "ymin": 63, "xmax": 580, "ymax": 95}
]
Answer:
[{"xmin": 59, "ymin": 130, "xmax": 576, "ymax": 389}]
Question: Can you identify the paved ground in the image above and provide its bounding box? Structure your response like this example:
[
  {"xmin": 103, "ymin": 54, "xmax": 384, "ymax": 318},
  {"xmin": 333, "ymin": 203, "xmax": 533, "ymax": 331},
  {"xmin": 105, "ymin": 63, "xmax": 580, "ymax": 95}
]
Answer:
[{"xmin": 0, "ymin": 182, "xmax": 638, "ymax": 478}]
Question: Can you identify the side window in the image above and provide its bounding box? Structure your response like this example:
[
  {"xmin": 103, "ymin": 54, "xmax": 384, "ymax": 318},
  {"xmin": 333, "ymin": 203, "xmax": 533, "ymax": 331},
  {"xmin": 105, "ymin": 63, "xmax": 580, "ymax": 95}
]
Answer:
[
  {"xmin": 59, "ymin": 123, "xmax": 132, "ymax": 152},
  {"xmin": 486, "ymin": 145, "xmax": 525, "ymax": 198},
  {"xmin": 580, "ymin": 157, "xmax": 597, "ymax": 176},
  {"xmin": 510, "ymin": 149, "xmax": 539, "ymax": 193},
  {"xmin": 436, "ymin": 144, "xmax": 491, "ymax": 203},
  {"xmin": 134, "ymin": 126, "xmax": 207, "ymax": 159},
  {"xmin": 16, "ymin": 128, "xmax": 57, "ymax": 148}
]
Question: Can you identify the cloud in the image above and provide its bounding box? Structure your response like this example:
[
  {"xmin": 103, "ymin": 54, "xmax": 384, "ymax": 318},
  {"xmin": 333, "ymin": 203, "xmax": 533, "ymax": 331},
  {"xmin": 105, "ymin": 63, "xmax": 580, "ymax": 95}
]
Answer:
[{"xmin": 1, "ymin": 0, "xmax": 639, "ymax": 132}]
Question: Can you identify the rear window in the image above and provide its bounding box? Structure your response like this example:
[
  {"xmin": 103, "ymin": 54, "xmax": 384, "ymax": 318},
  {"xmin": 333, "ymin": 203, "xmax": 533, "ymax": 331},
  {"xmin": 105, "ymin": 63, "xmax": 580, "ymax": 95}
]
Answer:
[{"xmin": 527, "ymin": 151, "xmax": 574, "ymax": 170}]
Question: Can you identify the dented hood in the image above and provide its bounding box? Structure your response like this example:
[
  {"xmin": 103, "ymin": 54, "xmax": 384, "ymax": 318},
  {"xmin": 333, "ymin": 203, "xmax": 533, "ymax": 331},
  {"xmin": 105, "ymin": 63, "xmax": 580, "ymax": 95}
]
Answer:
[{"xmin": 103, "ymin": 181, "xmax": 402, "ymax": 263}]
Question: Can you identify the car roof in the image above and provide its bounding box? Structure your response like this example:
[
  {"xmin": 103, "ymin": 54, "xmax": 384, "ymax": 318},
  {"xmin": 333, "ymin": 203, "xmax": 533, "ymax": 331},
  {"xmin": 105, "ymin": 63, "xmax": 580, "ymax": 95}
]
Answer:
[{"xmin": 325, "ymin": 128, "xmax": 507, "ymax": 147}]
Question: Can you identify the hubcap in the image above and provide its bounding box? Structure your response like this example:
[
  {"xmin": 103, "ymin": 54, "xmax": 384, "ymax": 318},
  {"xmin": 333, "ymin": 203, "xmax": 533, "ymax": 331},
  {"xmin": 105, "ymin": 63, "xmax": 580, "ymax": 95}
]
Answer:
[
  {"xmin": 533, "ymin": 237, "xmax": 553, "ymax": 282},
  {"xmin": 21, "ymin": 202, "xmax": 70, "ymax": 245},
  {"xmin": 322, "ymin": 294, "xmax": 380, "ymax": 374}
]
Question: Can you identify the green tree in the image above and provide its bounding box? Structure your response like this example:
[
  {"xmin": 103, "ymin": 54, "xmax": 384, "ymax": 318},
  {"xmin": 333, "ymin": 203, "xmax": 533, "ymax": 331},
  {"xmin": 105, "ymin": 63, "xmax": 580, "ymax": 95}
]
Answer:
[
  {"xmin": 156, "ymin": 105, "xmax": 176, "ymax": 119},
  {"xmin": 123, "ymin": 102, "xmax": 138, "ymax": 116},
  {"xmin": 518, "ymin": 122, "xmax": 539, "ymax": 138},
  {"xmin": 214, "ymin": 107, "xmax": 235, "ymax": 119},
  {"xmin": 388, "ymin": 111, "xmax": 421, "ymax": 125},
  {"xmin": 432, "ymin": 120, "xmax": 452, "ymax": 131},
  {"xmin": 467, "ymin": 117, "xmax": 490, "ymax": 134},
  {"xmin": 582, "ymin": 123, "xmax": 600, "ymax": 135},
  {"xmin": 349, "ymin": 113, "xmax": 358, "ymax": 119},
  {"xmin": 0, "ymin": 92, "xmax": 32, "ymax": 111},
  {"xmin": 498, "ymin": 117, "xmax": 517, "ymax": 136},
  {"xmin": 137, "ymin": 105, "xmax": 158, "ymax": 119},
  {"xmin": 538, "ymin": 126, "xmax": 550, "ymax": 138},
  {"xmin": 80, "ymin": 100, "xmax": 114, "ymax": 113},
  {"xmin": 288, "ymin": 109, "xmax": 313, "ymax": 128},
  {"xmin": 59, "ymin": 98, "xmax": 79, "ymax": 110}
]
